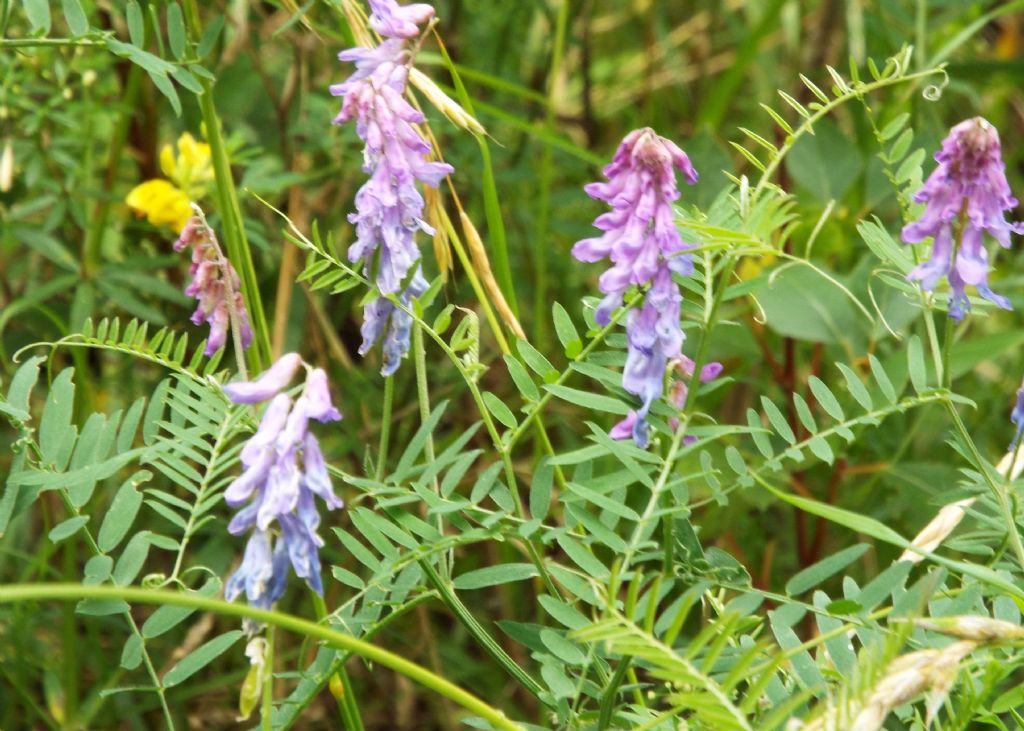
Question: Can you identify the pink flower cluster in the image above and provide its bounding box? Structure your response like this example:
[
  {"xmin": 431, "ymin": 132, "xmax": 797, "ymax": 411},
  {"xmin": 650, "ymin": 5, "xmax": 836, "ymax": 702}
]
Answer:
[{"xmin": 174, "ymin": 217, "xmax": 253, "ymax": 356}]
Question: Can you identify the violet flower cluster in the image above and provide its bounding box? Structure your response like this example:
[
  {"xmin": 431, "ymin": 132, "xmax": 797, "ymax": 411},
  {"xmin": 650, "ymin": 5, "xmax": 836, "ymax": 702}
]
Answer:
[
  {"xmin": 222, "ymin": 354, "xmax": 344, "ymax": 617},
  {"xmin": 903, "ymin": 117, "xmax": 1023, "ymax": 320},
  {"xmin": 330, "ymin": 0, "xmax": 453, "ymax": 376},
  {"xmin": 573, "ymin": 128, "xmax": 698, "ymax": 447},
  {"xmin": 174, "ymin": 216, "xmax": 253, "ymax": 356}
]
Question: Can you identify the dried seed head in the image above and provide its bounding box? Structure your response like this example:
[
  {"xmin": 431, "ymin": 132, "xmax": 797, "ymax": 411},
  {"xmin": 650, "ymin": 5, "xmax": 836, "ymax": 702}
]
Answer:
[
  {"xmin": 850, "ymin": 641, "xmax": 975, "ymax": 731},
  {"xmin": 997, "ymin": 448, "xmax": 1024, "ymax": 480},
  {"xmin": 0, "ymin": 139, "xmax": 13, "ymax": 193},
  {"xmin": 409, "ymin": 68, "xmax": 487, "ymax": 136},
  {"xmin": 459, "ymin": 210, "xmax": 525, "ymax": 339},
  {"xmin": 915, "ymin": 615, "xmax": 1024, "ymax": 642},
  {"xmin": 899, "ymin": 498, "xmax": 975, "ymax": 563}
]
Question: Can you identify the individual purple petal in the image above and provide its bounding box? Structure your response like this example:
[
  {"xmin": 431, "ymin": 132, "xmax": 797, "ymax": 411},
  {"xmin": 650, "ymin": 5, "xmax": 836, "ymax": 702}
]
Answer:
[
  {"xmin": 302, "ymin": 368, "xmax": 342, "ymax": 423},
  {"xmin": 224, "ymin": 447, "xmax": 275, "ymax": 507},
  {"xmin": 240, "ymin": 394, "xmax": 292, "ymax": 466},
  {"xmin": 700, "ymin": 362, "xmax": 724, "ymax": 382},
  {"xmin": 367, "ymin": 0, "xmax": 434, "ymax": 39},
  {"xmin": 224, "ymin": 353, "xmax": 303, "ymax": 404},
  {"xmin": 610, "ymin": 411, "xmax": 638, "ymax": 441},
  {"xmin": 303, "ymin": 433, "xmax": 344, "ymax": 510},
  {"xmin": 225, "ymin": 530, "xmax": 274, "ymax": 603},
  {"xmin": 256, "ymin": 455, "xmax": 301, "ymax": 532}
]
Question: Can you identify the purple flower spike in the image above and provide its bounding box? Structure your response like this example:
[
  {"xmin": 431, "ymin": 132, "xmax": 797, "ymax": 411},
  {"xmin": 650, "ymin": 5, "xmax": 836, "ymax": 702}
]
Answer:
[
  {"xmin": 902, "ymin": 117, "xmax": 1023, "ymax": 320},
  {"xmin": 576, "ymin": 128, "xmax": 699, "ymax": 447},
  {"xmin": 573, "ymin": 127, "xmax": 698, "ymax": 327},
  {"xmin": 301, "ymin": 368, "xmax": 343, "ymax": 423},
  {"xmin": 224, "ymin": 353, "xmax": 303, "ymax": 404},
  {"xmin": 331, "ymin": 4, "xmax": 452, "ymax": 374},
  {"xmin": 174, "ymin": 217, "xmax": 253, "ymax": 356},
  {"xmin": 368, "ymin": 0, "xmax": 434, "ymax": 39},
  {"xmin": 223, "ymin": 358, "xmax": 345, "ymax": 616}
]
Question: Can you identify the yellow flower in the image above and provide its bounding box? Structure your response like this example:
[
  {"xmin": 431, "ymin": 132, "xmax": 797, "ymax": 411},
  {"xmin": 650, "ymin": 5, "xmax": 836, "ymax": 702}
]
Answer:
[
  {"xmin": 125, "ymin": 179, "xmax": 193, "ymax": 233},
  {"xmin": 160, "ymin": 132, "xmax": 213, "ymax": 200},
  {"xmin": 125, "ymin": 132, "xmax": 214, "ymax": 233}
]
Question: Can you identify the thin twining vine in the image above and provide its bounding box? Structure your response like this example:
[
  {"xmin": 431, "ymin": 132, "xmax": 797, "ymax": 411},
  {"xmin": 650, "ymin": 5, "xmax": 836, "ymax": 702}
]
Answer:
[{"xmin": 747, "ymin": 49, "xmax": 946, "ymax": 200}]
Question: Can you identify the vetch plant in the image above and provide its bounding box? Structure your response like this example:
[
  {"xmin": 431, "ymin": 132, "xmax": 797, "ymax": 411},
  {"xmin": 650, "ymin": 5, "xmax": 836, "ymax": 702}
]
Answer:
[{"xmin": 7, "ymin": 2, "xmax": 1024, "ymax": 731}]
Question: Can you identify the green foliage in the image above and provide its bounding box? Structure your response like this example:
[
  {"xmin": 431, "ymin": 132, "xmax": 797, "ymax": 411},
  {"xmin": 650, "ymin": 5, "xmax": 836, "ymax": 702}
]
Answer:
[{"xmin": 5, "ymin": 1, "xmax": 1024, "ymax": 730}]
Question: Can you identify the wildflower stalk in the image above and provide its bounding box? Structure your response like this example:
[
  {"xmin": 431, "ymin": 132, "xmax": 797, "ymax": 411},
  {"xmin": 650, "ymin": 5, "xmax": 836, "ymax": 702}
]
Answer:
[
  {"xmin": 261, "ymin": 626, "xmax": 274, "ymax": 731},
  {"xmin": 531, "ymin": 0, "xmax": 571, "ymax": 344},
  {"xmin": 312, "ymin": 593, "xmax": 364, "ymax": 730},
  {"xmin": 374, "ymin": 376, "xmax": 395, "ymax": 482},
  {"xmin": 181, "ymin": 0, "xmax": 271, "ymax": 371},
  {"xmin": 432, "ymin": 33, "xmax": 518, "ymax": 314},
  {"xmin": 0, "ymin": 583, "xmax": 521, "ymax": 731},
  {"xmin": 438, "ymin": 207, "xmax": 511, "ymax": 353},
  {"xmin": 601, "ymin": 255, "xmax": 738, "ymax": 722},
  {"xmin": 412, "ymin": 324, "xmax": 445, "ymax": 569}
]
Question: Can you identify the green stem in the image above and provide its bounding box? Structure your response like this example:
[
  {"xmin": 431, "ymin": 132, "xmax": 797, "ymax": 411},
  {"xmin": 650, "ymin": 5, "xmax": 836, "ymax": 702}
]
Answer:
[
  {"xmin": 418, "ymin": 560, "xmax": 546, "ymax": 700},
  {"xmin": 940, "ymin": 311, "xmax": 955, "ymax": 390},
  {"xmin": 0, "ymin": 584, "xmax": 522, "ymax": 731},
  {"xmin": 375, "ymin": 376, "xmax": 394, "ymax": 482},
  {"xmin": 751, "ymin": 66, "xmax": 944, "ymax": 201},
  {"xmin": 182, "ymin": 0, "xmax": 271, "ymax": 371},
  {"xmin": 432, "ymin": 35, "xmax": 517, "ymax": 314},
  {"xmin": 312, "ymin": 594, "xmax": 364, "ymax": 731},
  {"xmin": 944, "ymin": 402, "xmax": 1024, "ymax": 572},
  {"xmin": 412, "ymin": 324, "xmax": 448, "ymax": 574},
  {"xmin": 0, "ymin": 37, "xmax": 105, "ymax": 47},
  {"xmin": 596, "ymin": 651, "xmax": 632, "ymax": 730},
  {"xmin": 531, "ymin": 0, "xmax": 571, "ymax": 344},
  {"xmin": 261, "ymin": 626, "xmax": 274, "ymax": 730}
]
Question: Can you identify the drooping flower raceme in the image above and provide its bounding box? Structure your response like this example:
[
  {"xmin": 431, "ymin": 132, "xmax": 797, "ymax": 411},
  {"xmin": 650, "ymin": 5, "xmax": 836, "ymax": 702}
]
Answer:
[
  {"xmin": 330, "ymin": 1, "xmax": 453, "ymax": 375},
  {"xmin": 174, "ymin": 215, "xmax": 253, "ymax": 356},
  {"xmin": 573, "ymin": 128, "xmax": 698, "ymax": 447},
  {"xmin": 222, "ymin": 354, "xmax": 344, "ymax": 618},
  {"xmin": 903, "ymin": 117, "xmax": 1023, "ymax": 320}
]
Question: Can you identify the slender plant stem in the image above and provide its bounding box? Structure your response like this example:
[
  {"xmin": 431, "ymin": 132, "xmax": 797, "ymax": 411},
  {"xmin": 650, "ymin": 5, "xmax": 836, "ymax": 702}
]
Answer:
[
  {"xmin": 940, "ymin": 312, "xmax": 955, "ymax": 389},
  {"xmin": 531, "ymin": 0, "xmax": 571, "ymax": 344},
  {"xmin": 418, "ymin": 560, "xmax": 546, "ymax": 700},
  {"xmin": 0, "ymin": 583, "xmax": 522, "ymax": 731},
  {"xmin": 182, "ymin": 0, "xmax": 271, "ymax": 371},
  {"xmin": 412, "ymin": 324, "xmax": 448, "ymax": 573},
  {"xmin": 312, "ymin": 593, "xmax": 364, "ymax": 730},
  {"xmin": 432, "ymin": 34, "xmax": 517, "ymax": 314},
  {"xmin": 51, "ymin": 491, "xmax": 176, "ymax": 729},
  {"xmin": 375, "ymin": 376, "xmax": 394, "ymax": 482},
  {"xmin": 261, "ymin": 626, "xmax": 275, "ymax": 731},
  {"xmin": 0, "ymin": 37, "xmax": 105, "ymax": 47},
  {"xmin": 944, "ymin": 401, "xmax": 1024, "ymax": 571}
]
